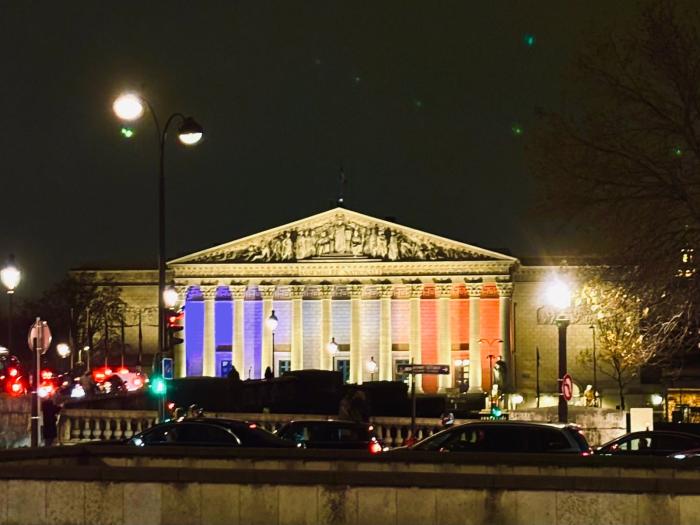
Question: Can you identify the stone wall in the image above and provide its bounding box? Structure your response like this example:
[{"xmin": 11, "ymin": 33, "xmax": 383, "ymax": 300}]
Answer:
[
  {"xmin": 0, "ymin": 395, "xmax": 29, "ymax": 448},
  {"xmin": 509, "ymin": 406, "xmax": 626, "ymax": 446}
]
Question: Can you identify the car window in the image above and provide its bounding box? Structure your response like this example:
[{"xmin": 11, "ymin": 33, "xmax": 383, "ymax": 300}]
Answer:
[
  {"xmin": 175, "ymin": 423, "xmax": 239, "ymax": 445},
  {"xmin": 139, "ymin": 425, "xmax": 174, "ymax": 444},
  {"xmin": 652, "ymin": 434, "xmax": 699, "ymax": 451},
  {"xmin": 481, "ymin": 426, "xmax": 528, "ymax": 453},
  {"xmin": 438, "ymin": 427, "xmax": 488, "ymax": 452},
  {"xmin": 618, "ymin": 436, "xmax": 650, "ymax": 451},
  {"xmin": 535, "ymin": 428, "xmax": 570, "ymax": 452}
]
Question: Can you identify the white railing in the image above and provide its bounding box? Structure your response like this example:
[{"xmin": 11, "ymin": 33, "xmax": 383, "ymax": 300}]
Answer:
[
  {"xmin": 58, "ymin": 409, "xmax": 158, "ymax": 444},
  {"xmin": 58, "ymin": 409, "xmax": 452, "ymax": 447}
]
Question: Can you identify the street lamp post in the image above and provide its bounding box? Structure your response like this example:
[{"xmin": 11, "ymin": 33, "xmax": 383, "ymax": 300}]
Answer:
[
  {"xmin": 590, "ymin": 325, "xmax": 598, "ymax": 406},
  {"xmin": 266, "ymin": 310, "xmax": 278, "ymax": 375},
  {"xmin": 1, "ymin": 255, "xmax": 21, "ymax": 350},
  {"xmin": 546, "ymin": 277, "xmax": 572, "ymax": 423},
  {"xmin": 327, "ymin": 337, "xmax": 339, "ymax": 373},
  {"xmin": 113, "ymin": 93, "xmax": 203, "ymax": 375},
  {"xmin": 56, "ymin": 343, "xmax": 71, "ymax": 372}
]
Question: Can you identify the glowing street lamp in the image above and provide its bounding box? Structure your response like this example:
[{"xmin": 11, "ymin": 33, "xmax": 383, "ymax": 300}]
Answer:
[
  {"xmin": 0, "ymin": 255, "xmax": 20, "ymax": 350},
  {"xmin": 112, "ymin": 91, "xmax": 203, "ymax": 382},
  {"xmin": 163, "ymin": 287, "xmax": 179, "ymax": 309},
  {"xmin": 327, "ymin": 337, "xmax": 339, "ymax": 371},
  {"xmin": 366, "ymin": 356, "xmax": 378, "ymax": 381},
  {"xmin": 545, "ymin": 276, "xmax": 572, "ymax": 423},
  {"xmin": 56, "ymin": 343, "xmax": 71, "ymax": 359}
]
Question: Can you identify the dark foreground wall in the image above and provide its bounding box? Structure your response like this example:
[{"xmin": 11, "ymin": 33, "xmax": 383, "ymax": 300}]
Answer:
[{"xmin": 0, "ymin": 447, "xmax": 699, "ymax": 525}]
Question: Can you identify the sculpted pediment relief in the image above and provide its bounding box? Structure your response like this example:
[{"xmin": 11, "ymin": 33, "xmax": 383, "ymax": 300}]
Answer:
[{"xmin": 171, "ymin": 208, "xmax": 515, "ymax": 264}]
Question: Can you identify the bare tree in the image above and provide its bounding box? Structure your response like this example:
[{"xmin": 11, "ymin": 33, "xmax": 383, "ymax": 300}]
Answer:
[{"xmin": 529, "ymin": 0, "xmax": 700, "ymax": 356}]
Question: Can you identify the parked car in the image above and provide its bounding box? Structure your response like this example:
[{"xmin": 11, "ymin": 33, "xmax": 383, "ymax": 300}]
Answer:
[
  {"xmin": 129, "ymin": 418, "xmax": 298, "ymax": 448},
  {"xmin": 395, "ymin": 421, "xmax": 592, "ymax": 454},
  {"xmin": 275, "ymin": 419, "xmax": 384, "ymax": 454},
  {"xmin": 596, "ymin": 430, "xmax": 700, "ymax": 456}
]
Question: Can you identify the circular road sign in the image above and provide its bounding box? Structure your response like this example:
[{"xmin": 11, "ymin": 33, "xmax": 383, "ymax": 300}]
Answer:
[
  {"xmin": 27, "ymin": 319, "xmax": 52, "ymax": 355},
  {"xmin": 561, "ymin": 373, "xmax": 573, "ymax": 402}
]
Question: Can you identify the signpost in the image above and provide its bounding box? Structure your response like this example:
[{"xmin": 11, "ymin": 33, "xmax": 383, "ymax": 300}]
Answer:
[
  {"xmin": 162, "ymin": 357, "xmax": 174, "ymax": 380},
  {"xmin": 398, "ymin": 361, "xmax": 450, "ymax": 438},
  {"xmin": 27, "ymin": 318, "xmax": 51, "ymax": 447}
]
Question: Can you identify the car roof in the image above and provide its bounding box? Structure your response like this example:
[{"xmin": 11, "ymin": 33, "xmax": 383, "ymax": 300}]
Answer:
[
  {"xmin": 284, "ymin": 419, "xmax": 371, "ymax": 426},
  {"xmin": 454, "ymin": 421, "xmax": 578, "ymax": 430}
]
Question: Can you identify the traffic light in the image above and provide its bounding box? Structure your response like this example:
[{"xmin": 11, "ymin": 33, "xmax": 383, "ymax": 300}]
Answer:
[
  {"xmin": 151, "ymin": 375, "xmax": 167, "ymax": 396},
  {"xmin": 166, "ymin": 308, "xmax": 184, "ymax": 349},
  {"xmin": 490, "ymin": 404, "xmax": 503, "ymax": 419}
]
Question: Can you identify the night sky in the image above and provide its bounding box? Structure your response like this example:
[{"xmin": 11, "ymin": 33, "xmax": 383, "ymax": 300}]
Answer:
[{"xmin": 0, "ymin": 1, "xmax": 636, "ymax": 297}]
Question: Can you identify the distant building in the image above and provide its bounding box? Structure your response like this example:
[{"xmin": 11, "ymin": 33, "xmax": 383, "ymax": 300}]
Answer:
[{"xmin": 78, "ymin": 207, "xmax": 657, "ymax": 408}]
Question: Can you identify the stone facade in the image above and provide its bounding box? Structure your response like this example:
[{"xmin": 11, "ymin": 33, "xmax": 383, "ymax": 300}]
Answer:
[{"xmin": 78, "ymin": 208, "xmax": 652, "ymax": 407}]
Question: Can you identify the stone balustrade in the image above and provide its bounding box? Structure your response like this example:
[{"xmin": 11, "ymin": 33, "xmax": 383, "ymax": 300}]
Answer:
[
  {"xmin": 58, "ymin": 409, "xmax": 158, "ymax": 444},
  {"xmin": 58, "ymin": 408, "xmax": 454, "ymax": 446}
]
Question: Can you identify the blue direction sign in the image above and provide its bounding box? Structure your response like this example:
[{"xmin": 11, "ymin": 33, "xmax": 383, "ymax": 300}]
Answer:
[
  {"xmin": 397, "ymin": 364, "xmax": 450, "ymax": 375},
  {"xmin": 162, "ymin": 357, "xmax": 174, "ymax": 380}
]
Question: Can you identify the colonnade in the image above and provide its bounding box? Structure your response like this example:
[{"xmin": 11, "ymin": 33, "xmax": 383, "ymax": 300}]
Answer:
[{"xmin": 172, "ymin": 281, "xmax": 514, "ymax": 393}]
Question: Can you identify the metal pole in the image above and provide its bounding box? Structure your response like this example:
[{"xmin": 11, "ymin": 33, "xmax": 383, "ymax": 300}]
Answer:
[
  {"xmin": 68, "ymin": 308, "xmax": 75, "ymax": 369},
  {"xmin": 120, "ymin": 317, "xmax": 126, "ymax": 369},
  {"xmin": 271, "ymin": 330, "xmax": 275, "ymax": 375},
  {"xmin": 488, "ymin": 354, "xmax": 495, "ymax": 392},
  {"xmin": 138, "ymin": 310, "xmax": 143, "ymax": 366},
  {"xmin": 556, "ymin": 317, "xmax": 570, "ymax": 423},
  {"xmin": 103, "ymin": 314, "xmax": 109, "ymax": 367},
  {"xmin": 7, "ymin": 292, "xmax": 12, "ymax": 350},
  {"xmin": 86, "ymin": 308, "xmax": 92, "ymax": 370},
  {"xmin": 410, "ymin": 358, "xmax": 416, "ymax": 437},
  {"xmin": 536, "ymin": 346, "xmax": 540, "ymax": 408},
  {"xmin": 31, "ymin": 335, "xmax": 39, "ymax": 447},
  {"xmin": 158, "ymin": 129, "xmax": 166, "ymax": 369},
  {"xmin": 591, "ymin": 325, "xmax": 598, "ymax": 406}
]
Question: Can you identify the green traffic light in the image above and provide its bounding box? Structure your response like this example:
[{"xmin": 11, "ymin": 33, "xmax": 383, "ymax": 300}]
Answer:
[
  {"xmin": 490, "ymin": 405, "xmax": 502, "ymax": 418},
  {"xmin": 120, "ymin": 127, "xmax": 134, "ymax": 138},
  {"xmin": 523, "ymin": 34, "xmax": 535, "ymax": 47},
  {"xmin": 511, "ymin": 124, "xmax": 523, "ymax": 136},
  {"xmin": 151, "ymin": 376, "xmax": 167, "ymax": 395},
  {"xmin": 673, "ymin": 146, "xmax": 683, "ymax": 157}
]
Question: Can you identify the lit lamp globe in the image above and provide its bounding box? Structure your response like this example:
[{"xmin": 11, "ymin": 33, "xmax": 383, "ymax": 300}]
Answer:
[
  {"xmin": 163, "ymin": 287, "xmax": 179, "ymax": 309},
  {"xmin": 366, "ymin": 357, "xmax": 378, "ymax": 375},
  {"xmin": 545, "ymin": 279, "xmax": 572, "ymax": 311},
  {"xmin": 113, "ymin": 93, "xmax": 144, "ymax": 121},
  {"xmin": 56, "ymin": 343, "xmax": 71, "ymax": 359},
  {"xmin": 327, "ymin": 337, "xmax": 339, "ymax": 355},
  {"xmin": 178, "ymin": 117, "xmax": 204, "ymax": 146},
  {"xmin": 266, "ymin": 310, "xmax": 279, "ymax": 332},
  {"xmin": 0, "ymin": 262, "xmax": 20, "ymax": 293}
]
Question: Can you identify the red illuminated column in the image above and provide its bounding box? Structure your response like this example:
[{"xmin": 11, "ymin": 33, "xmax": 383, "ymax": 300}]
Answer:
[
  {"xmin": 436, "ymin": 283, "xmax": 453, "ymax": 392},
  {"xmin": 378, "ymin": 284, "xmax": 394, "ymax": 381},
  {"xmin": 319, "ymin": 285, "xmax": 334, "ymax": 370},
  {"xmin": 497, "ymin": 282, "xmax": 513, "ymax": 392},
  {"xmin": 409, "ymin": 284, "xmax": 423, "ymax": 393},
  {"xmin": 260, "ymin": 285, "xmax": 276, "ymax": 376},
  {"xmin": 290, "ymin": 285, "xmax": 305, "ymax": 371},
  {"xmin": 349, "ymin": 284, "xmax": 364, "ymax": 384},
  {"xmin": 202, "ymin": 286, "xmax": 217, "ymax": 377},
  {"xmin": 467, "ymin": 282, "xmax": 483, "ymax": 393}
]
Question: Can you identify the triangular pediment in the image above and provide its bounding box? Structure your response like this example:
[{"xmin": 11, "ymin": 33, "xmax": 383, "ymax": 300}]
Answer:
[{"xmin": 170, "ymin": 208, "xmax": 516, "ymax": 264}]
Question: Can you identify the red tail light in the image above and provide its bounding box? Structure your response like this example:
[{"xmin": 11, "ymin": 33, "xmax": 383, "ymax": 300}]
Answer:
[
  {"xmin": 8, "ymin": 368, "xmax": 18, "ymax": 377},
  {"xmin": 10, "ymin": 382, "xmax": 22, "ymax": 395},
  {"xmin": 369, "ymin": 440, "xmax": 382, "ymax": 455}
]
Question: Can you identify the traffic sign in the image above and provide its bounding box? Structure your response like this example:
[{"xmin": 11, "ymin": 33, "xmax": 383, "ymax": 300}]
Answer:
[
  {"xmin": 561, "ymin": 373, "xmax": 573, "ymax": 401},
  {"xmin": 27, "ymin": 318, "xmax": 52, "ymax": 355},
  {"xmin": 397, "ymin": 364, "xmax": 450, "ymax": 375},
  {"xmin": 162, "ymin": 357, "xmax": 174, "ymax": 380}
]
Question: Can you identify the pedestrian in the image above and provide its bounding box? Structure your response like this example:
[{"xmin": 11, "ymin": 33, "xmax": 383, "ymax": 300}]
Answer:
[
  {"xmin": 79, "ymin": 371, "xmax": 95, "ymax": 397},
  {"xmin": 264, "ymin": 366, "xmax": 274, "ymax": 380},
  {"xmin": 107, "ymin": 373, "xmax": 126, "ymax": 393},
  {"xmin": 41, "ymin": 399, "xmax": 60, "ymax": 446},
  {"xmin": 227, "ymin": 365, "xmax": 241, "ymax": 381},
  {"xmin": 441, "ymin": 412, "xmax": 455, "ymax": 428}
]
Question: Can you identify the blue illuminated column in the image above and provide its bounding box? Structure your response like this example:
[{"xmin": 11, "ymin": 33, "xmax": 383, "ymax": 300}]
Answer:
[
  {"xmin": 231, "ymin": 285, "xmax": 246, "ymax": 377},
  {"xmin": 202, "ymin": 286, "xmax": 217, "ymax": 376}
]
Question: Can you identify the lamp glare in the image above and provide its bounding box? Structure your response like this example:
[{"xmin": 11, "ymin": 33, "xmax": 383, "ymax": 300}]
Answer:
[{"xmin": 113, "ymin": 93, "xmax": 144, "ymax": 121}]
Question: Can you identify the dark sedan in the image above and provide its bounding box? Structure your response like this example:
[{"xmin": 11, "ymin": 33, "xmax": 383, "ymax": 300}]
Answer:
[
  {"xmin": 596, "ymin": 430, "xmax": 700, "ymax": 456},
  {"xmin": 275, "ymin": 419, "xmax": 383, "ymax": 454},
  {"xmin": 130, "ymin": 418, "xmax": 298, "ymax": 448}
]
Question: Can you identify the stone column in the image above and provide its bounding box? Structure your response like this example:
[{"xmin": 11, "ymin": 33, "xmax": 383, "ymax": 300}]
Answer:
[
  {"xmin": 467, "ymin": 282, "xmax": 483, "ymax": 393},
  {"xmin": 497, "ymin": 282, "xmax": 513, "ymax": 392},
  {"xmin": 202, "ymin": 286, "xmax": 217, "ymax": 377},
  {"xmin": 409, "ymin": 283, "xmax": 423, "ymax": 393},
  {"xmin": 436, "ymin": 283, "xmax": 453, "ymax": 392},
  {"xmin": 259, "ymin": 285, "xmax": 276, "ymax": 377},
  {"xmin": 290, "ymin": 285, "xmax": 305, "ymax": 371},
  {"xmin": 378, "ymin": 284, "xmax": 394, "ymax": 381},
  {"xmin": 174, "ymin": 286, "xmax": 188, "ymax": 378},
  {"xmin": 319, "ymin": 285, "xmax": 334, "ymax": 370},
  {"xmin": 230, "ymin": 285, "xmax": 246, "ymax": 378},
  {"xmin": 348, "ymin": 284, "xmax": 364, "ymax": 384}
]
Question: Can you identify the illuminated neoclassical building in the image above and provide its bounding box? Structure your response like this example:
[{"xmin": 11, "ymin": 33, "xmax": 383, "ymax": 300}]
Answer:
[{"xmin": 84, "ymin": 207, "xmax": 628, "ymax": 400}]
